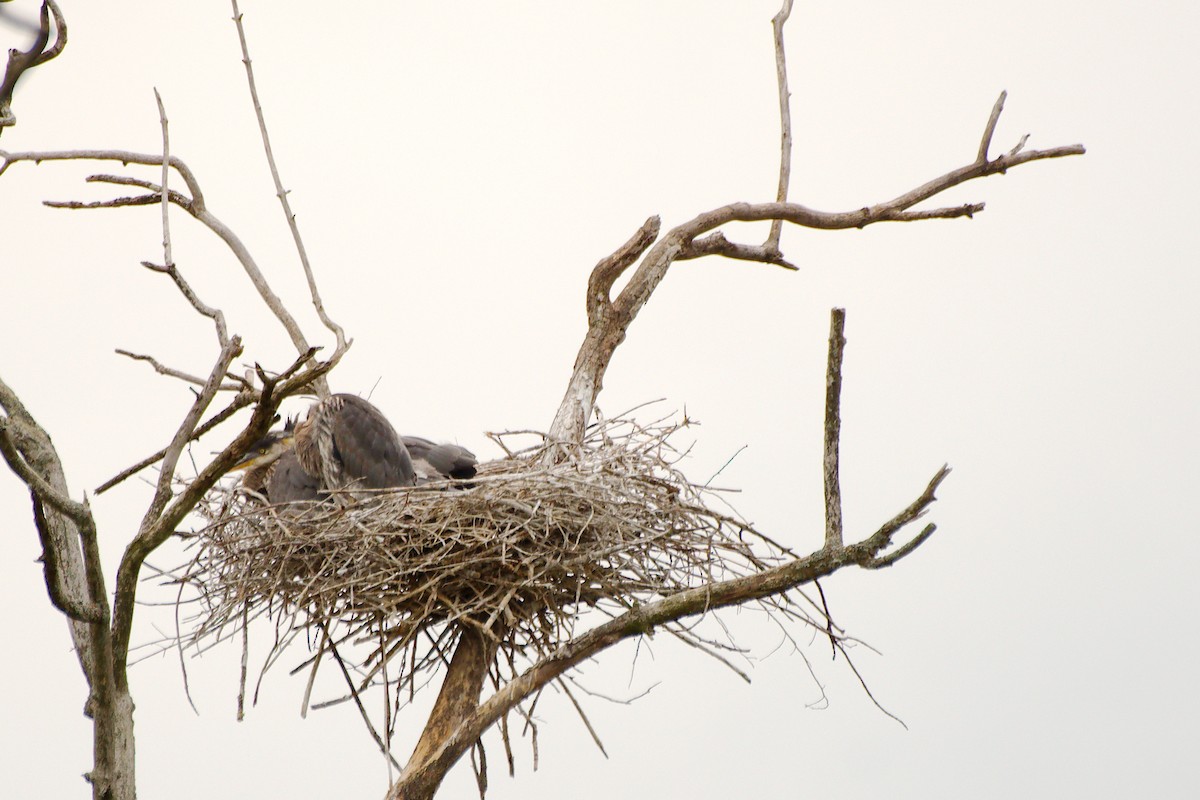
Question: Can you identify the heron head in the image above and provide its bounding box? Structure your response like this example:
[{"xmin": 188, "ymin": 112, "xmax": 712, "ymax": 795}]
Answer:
[{"xmin": 230, "ymin": 426, "xmax": 297, "ymax": 472}]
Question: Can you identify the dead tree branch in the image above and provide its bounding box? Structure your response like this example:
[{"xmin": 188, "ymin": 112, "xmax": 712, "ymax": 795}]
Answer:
[
  {"xmin": 549, "ymin": 93, "xmax": 1083, "ymax": 445},
  {"xmin": 391, "ymin": 437, "xmax": 948, "ymax": 800},
  {"xmin": 231, "ymin": 0, "xmax": 345, "ymax": 394},
  {"xmin": 823, "ymin": 308, "xmax": 846, "ymax": 549},
  {"xmin": 0, "ymin": 370, "xmax": 131, "ymax": 799},
  {"xmin": 0, "ymin": 0, "xmax": 66, "ymax": 135},
  {"xmin": 766, "ymin": 0, "xmax": 795, "ymax": 253},
  {"xmin": 384, "ymin": 308, "xmax": 948, "ymax": 799},
  {"xmin": 0, "ymin": 148, "xmax": 345, "ymax": 377}
]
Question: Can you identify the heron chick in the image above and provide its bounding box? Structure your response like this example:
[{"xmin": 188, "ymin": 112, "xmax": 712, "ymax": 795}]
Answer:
[{"xmin": 230, "ymin": 425, "xmax": 324, "ymax": 506}]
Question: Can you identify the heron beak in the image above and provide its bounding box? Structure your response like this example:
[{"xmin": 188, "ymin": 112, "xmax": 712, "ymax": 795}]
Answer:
[
  {"xmin": 230, "ymin": 452, "xmax": 268, "ymax": 471},
  {"xmin": 230, "ymin": 433, "xmax": 296, "ymax": 472}
]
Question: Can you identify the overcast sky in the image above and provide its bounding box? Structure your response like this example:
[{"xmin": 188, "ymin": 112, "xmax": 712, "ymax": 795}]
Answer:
[{"xmin": 2, "ymin": 1, "xmax": 1196, "ymax": 798}]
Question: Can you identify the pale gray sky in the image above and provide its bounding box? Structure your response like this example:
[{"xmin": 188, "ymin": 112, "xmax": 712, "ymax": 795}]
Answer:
[{"xmin": 2, "ymin": 1, "xmax": 1196, "ymax": 798}]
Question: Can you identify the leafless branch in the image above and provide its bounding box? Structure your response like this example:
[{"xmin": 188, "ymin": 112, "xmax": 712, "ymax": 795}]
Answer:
[
  {"xmin": 856, "ymin": 465, "xmax": 951, "ymax": 565},
  {"xmin": 115, "ymin": 349, "xmax": 243, "ymax": 391},
  {"xmin": 0, "ymin": 371, "xmax": 127, "ymax": 794},
  {"xmin": 556, "ymin": 678, "xmax": 608, "ymax": 759},
  {"xmin": 44, "ymin": 194, "xmax": 166, "ymax": 210},
  {"xmin": 94, "ymin": 392, "xmax": 253, "ymax": 494},
  {"xmin": 978, "ymin": 90, "xmax": 1007, "ymax": 163},
  {"xmin": 0, "ymin": 149, "xmax": 345, "ymax": 374},
  {"xmin": 230, "ymin": 0, "xmax": 345, "ymax": 388},
  {"xmin": 0, "ymin": 419, "xmax": 86, "ymax": 523},
  {"xmin": 0, "ymin": 403, "xmax": 103, "ymax": 624},
  {"xmin": 140, "ymin": 259, "xmax": 231, "ymax": 347},
  {"xmin": 766, "ymin": 0, "xmax": 795, "ymax": 252},
  {"xmin": 390, "ymin": 462, "xmax": 947, "ymax": 798},
  {"xmin": 0, "ymin": 0, "xmax": 66, "ymax": 135},
  {"xmin": 153, "ymin": 90, "xmax": 174, "ymax": 279},
  {"xmin": 586, "ymin": 216, "xmax": 661, "ymax": 325},
  {"xmin": 823, "ymin": 308, "xmax": 846, "ymax": 549},
  {"xmin": 678, "ymin": 231, "xmax": 798, "ymax": 271},
  {"xmin": 864, "ymin": 523, "xmax": 938, "ymax": 569},
  {"xmin": 549, "ymin": 97, "xmax": 1083, "ymax": 444},
  {"xmin": 324, "ymin": 622, "xmax": 403, "ymax": 772}
]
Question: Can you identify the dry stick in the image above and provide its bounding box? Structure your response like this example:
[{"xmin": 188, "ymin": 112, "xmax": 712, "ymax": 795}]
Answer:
[
  {"xmin": 823, "ymin": 308, "xmax": 846, "ymax": 549},
  {"xmin": 0, "ymin": 0, "xmax": 66, "ymax": 133},
  {"xmin": 137, "ymin": 259, "xmax": 232, "ymax": 348},
  {"xmin": 381, "ymin": 618, "xmax": 395, "ymax": 787},
  {"xmin": 0, "ymin": 148, "xmax": 341, "ymax": 381},
  {"xmin": 323, "ymin": 624, "xmax": 404, "ymax": 772},
  {"xmin": 114, "ymin": 349, "xmax": 243, "ymax": 391},
  {"xmin": 556, "ymin": 678, "xmax": 608, "ymax": 758},
  {"xmin": 766, "ymin": 0, "xmax": 795, "ymax": 253},
  {"xmin": 230, "ymin": 0, "xmax": 344, "ymax": 396},
  {"xmin": 171, "ymin": 566, "xmax": 200, "ymax": 715},
  {"xmin": 95, "ymin": 394, "xmax": 253, "ymax": 494},
  {"xmin": 237, "ymin": 603, "xmax": 250, "ymax": 721},
  {"xmin": 299, "ymin": 620, "xmax": 329, "ymax": 719},
  {"xmin": 978, "ymin": 90, "xmax": 1008, "ymax": 164},
  {"xmin": 153, "ymin": 89, "xmax": 173, "ymax": 273},
  {"xmin": 390, "ymin": 460, "xmax": 948, "ymax": 798}
]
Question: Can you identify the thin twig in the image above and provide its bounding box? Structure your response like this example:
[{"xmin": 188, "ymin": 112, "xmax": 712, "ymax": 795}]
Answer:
[
  {"xmin": 95, "ymin": 393, "xmax": 254, "ymax": 494},
  {"xmin": 115, "ymin": 349, "xmax": 243, "ymax": 391},
  {"xmin": 679, "ymin": 232, "xmax": 798, "ymax": 270},
  {"xmin": 154, "ymin": 89, "xmax": 173, "ymax": 274},
  {"xmin": 0, "ymin": 1, "xmax": 67, "ymax": 135},
  {"xmin": 978, "ymin": 90, "xmax": 1007, "ymax": 164},
  {"xmin": 230, "ymin": 0, "xmax": 343, "ymax": 394},
  {"xmin": 765, "ymin": 0, "xmax": 795, "ymax": 252},
  {"xmin": 556, "ymin": 678, "xmax": 608, "ymax": 758}
]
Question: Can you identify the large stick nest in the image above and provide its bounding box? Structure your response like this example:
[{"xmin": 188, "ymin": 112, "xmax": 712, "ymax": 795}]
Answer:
[{"xmin": 182, "ymin": 413, "xmax": 801, "ymax": 704}]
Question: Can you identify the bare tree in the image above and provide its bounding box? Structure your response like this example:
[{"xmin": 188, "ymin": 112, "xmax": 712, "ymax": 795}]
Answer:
[{"xmin": 0, "ymin": 3, "xmax": 1084, "ymax": 800}]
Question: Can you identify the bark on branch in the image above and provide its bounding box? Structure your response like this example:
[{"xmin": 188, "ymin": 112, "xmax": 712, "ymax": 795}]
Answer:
[
  {"xmin": 550, "ymin": 94, "xmax": 1083, "ymax": 445},
  {"xmin": 389, "ymin": 307, "xmax": 950, "ymax": 798},
  {"xmin": 0, "ymin": 0, "xmax": 66, "ymax": 135},
  {"xmin": 393, "ymin": 470, "xmax": 950, "ymax": 799},
  {"xmin": 0, "ymin": 148, "xmax": 346, "ymax": 381}
]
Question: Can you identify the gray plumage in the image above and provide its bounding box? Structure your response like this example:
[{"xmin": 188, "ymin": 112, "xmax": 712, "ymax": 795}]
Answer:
[
  {"xmin": 402, "ymin": 436, "xmax": 477, "ymax": 482},
  {"xmin": 268, "ymin": 449, "xmax": 325, "ymax": 505},
  {"xmin": 235, "ymin": 394, "xmax": 475, "ymax": 508},
  {"xmin": 233, "ymin": 429, "xmax": 324, "ymax": 508},
  {"xmin": 295, "ymin": 394, "xmax": 415, "ymax": 492}
]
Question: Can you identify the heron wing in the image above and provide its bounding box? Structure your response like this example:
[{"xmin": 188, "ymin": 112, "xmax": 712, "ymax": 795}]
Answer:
[
  {"xmin": 402, "ymin": 435, "xmax": 478, "ymax": 480},
  {"xmin": 331, "ymin": 395, "xmax": 415, "ymax": 488}
]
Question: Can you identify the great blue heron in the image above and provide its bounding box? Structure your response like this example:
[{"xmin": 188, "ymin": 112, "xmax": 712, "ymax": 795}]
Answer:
[
  {"xmin": 403, "ymin": 436, "xmax": 478, "ymax": 483},
  {"xmin": 235, "ymin": 394, "xmax": 477, "ymax": 504},
  {"xmin": 231, "ymin": 425, "xmax": 324, "ymax": 506},
  {"xmin": 293, "ymin": 393, "xmax": 416, "ymax": 493}
]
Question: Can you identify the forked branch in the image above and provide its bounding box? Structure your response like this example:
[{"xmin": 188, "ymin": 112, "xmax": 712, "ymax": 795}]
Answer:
[
  {"xmin": 549, "ymin": 93, "xmax": 1083, "ymax": 444},
  {"xmin": 0, "ymin": 0, "xmax": 66, "ymax": 135},
  {"xmin": 230, "ymin": 0, "xmax": 345, "ymax": 387},
  {"xmin": 0, "ymin": 148, "xmax": 344, "ymax": 378},
  {"xmin": 390, "ymin": 309, "xmax": 949, "ymax": 799}
]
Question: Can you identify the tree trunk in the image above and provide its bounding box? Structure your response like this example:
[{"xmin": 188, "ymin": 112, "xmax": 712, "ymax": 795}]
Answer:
[
  {"xmin": 90, "ymin": 687, "xmax": 136, "ymax": 800},
  {"xmin": 389, "ymin": 627, "xmax": 495, "ymax": 800}
]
